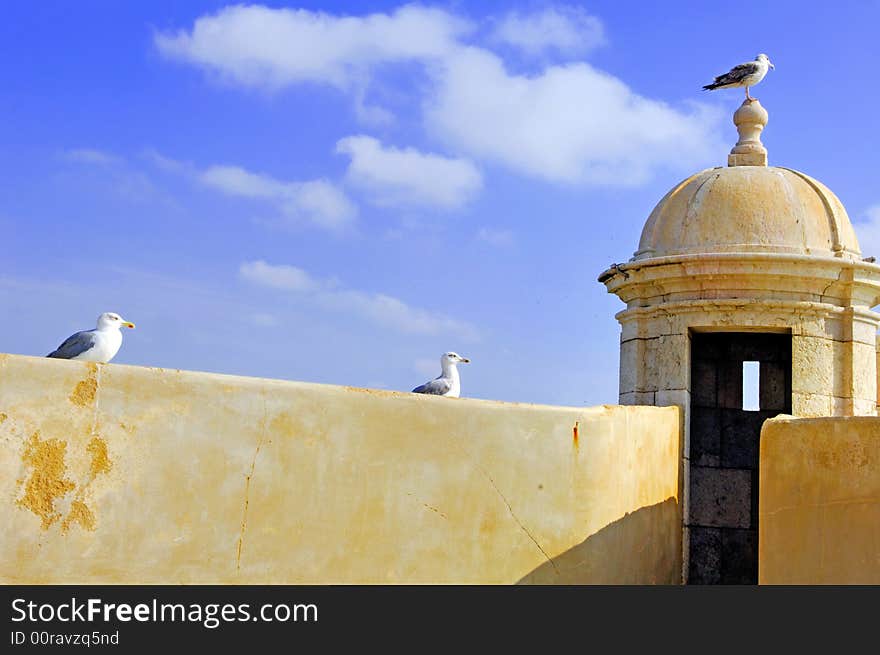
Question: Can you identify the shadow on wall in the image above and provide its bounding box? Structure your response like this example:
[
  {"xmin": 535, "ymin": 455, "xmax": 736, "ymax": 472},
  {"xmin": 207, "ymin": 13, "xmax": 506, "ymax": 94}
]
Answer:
[{"xmin": 517, "ymin": 498, "xmax": 682, "ymax": 585}]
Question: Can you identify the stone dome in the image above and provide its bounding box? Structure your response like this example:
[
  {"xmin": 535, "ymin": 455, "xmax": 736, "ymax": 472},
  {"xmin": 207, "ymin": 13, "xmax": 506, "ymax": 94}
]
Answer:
[{"xmin": 632, "ymin": 99, "xmax": 861, "ymax": 262}]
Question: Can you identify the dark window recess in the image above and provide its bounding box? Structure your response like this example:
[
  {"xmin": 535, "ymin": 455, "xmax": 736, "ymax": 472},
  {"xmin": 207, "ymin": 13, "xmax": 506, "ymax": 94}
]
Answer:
[{"xmin": 688, "ymin": 332, "xmax": 791, "ymax": 584}]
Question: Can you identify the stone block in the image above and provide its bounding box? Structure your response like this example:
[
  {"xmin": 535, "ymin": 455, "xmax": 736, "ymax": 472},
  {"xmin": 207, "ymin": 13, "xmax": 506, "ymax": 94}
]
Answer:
[
  {"xmin": 720, "ymin": 410, "xmax": 767, "ymax": 469},
  {"xmin": 619, "ymin": 391, "xmax": 655, "ymax": 406},
  {"xmin": 681, "ymin": 462, "xmax": 691, "ymax": 522},
  {"xmin": 728, "ymin": 151, "xmax": 767, "ymax": 167},
  {"xmin": 729, "ymin": 333, "xmax": 789, "ymax": 363},
  {"xmin": 759, "ymin": 360, "xmax": 789, "ymax": 411},
  {"xmin": 688, "ymin": 466, "xmax": 752, "ymax": 528},
  {"xmin": 832, "ymin": 396, "xmax": 853, "ymax": 416},
  {"xmin": 618, "ymin": 338, "xmax": 641, "ymax": 395},
  {"xmin": 853, "ymin": 397, "xmax": 877, "ymax": 417},
  {"xmin": 852, "ymin": 341, "xmax": 877, "ymax": 403},
  {"xmin": 720, "ymin": 528, "xmax": 757, "ymax": 584},
  {"xmin": 690, "ymin": 408, "xmax": 720, "ymax": 466},
  {"xmin": 792, "ymin": 336, "xmax": 835, "ymax": 396},
  {"xmin": 691, "ymin": 332, "xmax": 725, "ymax": 360},
  {"xmin": 619, "ymin": 321, "xmax": 636, "ymax": 343},
  {"xmin": 792, "ymin": 391, "xmax": 833, "ymax": 417},
  {"xmin": 687, "ymin": 526, "xmax": 721, "ymax": 585},
  {"xmin": 644, "ymin": 334, "xmax": 689, "ymax": 392},
  {"xmin": 691, "ymin": 359, "xmax": 717, "ymax": 408},
  {"xmin": 850, "ymin": 315, "xmax": 879, "ymax": 347},
  {"xmin": 717, "ymin": 359, "xmax": 743, "ymax": 409}
]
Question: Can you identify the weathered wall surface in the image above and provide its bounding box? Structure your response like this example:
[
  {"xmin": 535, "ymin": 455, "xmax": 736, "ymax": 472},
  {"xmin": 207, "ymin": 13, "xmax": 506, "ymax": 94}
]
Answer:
[
  {"xmin": 759, "ymin": 416, "xmax": 880, "ymax": 584},
  {"xmin": 0, "ymin": 353, "xmax": 682, "ymax": 584}
]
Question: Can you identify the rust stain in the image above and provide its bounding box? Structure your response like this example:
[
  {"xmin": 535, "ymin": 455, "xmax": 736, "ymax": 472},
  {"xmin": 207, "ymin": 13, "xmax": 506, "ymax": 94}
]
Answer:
[
  {"xmin": 60, "ymin": 437, "xmax": 112, "ymax": 534},
  {"xmin": 69, "ymin": 363, "xmax": 98, "ymax": 407},
  {"xmin": 573, "ymin": 421, "xmax": 579, "ymax": 448},
  {"xmin": 86, "ymin": 437, "xmax": 112, "ymax": 478},
  {"xmin": 0, "ymin": 412, "xmax": 7, "ymax": 424},
  {"xmin": 61, "ymin": 500, "xmax": 96, "ymax": 533},
  {"xmin": 16, "ymin": 431, "xmax": 76, "ymax": 529}
]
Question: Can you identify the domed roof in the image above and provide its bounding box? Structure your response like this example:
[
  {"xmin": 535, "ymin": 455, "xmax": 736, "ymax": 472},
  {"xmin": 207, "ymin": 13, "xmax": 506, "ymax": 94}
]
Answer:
[
  {"xmin": 632, "ymin": 99, "xmax": 861, "ymax": 262},
  {"xmin": 633, "ymin": 165, "xmax": 861, "ymax": 261}
]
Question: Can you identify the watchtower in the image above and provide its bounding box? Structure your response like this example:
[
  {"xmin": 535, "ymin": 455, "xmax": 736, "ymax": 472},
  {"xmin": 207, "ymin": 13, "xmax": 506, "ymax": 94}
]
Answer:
[{"xmin": 599, "ymin": 99, "xmax": 880, "ymax": 583}]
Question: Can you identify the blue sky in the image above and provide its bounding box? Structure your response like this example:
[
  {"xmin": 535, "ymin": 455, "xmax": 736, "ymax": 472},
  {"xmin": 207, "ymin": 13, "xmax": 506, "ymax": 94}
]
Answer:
[{"xmin": 2, "ymin": 1, "xmax": 879, "ymax": 405}]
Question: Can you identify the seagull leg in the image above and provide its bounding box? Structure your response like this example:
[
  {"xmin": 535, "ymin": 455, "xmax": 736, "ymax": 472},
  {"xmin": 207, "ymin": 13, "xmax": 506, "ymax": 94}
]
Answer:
[{"xmin": 745, "ymin": 87, "xmax": 754, "ymax": 103}]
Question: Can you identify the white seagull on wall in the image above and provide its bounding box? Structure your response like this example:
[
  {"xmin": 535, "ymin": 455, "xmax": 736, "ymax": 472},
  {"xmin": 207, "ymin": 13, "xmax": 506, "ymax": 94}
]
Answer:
[
  {"xmin": 411, "ymin": 352, "xmax": 470, "ymax": 398},
  {"xmin": 46, "ymin": 312, "xmax": 136, "ymax": 363},
  {"xmin": 703, "ymin": 53, "xmax": 774, "ymax": 101}
]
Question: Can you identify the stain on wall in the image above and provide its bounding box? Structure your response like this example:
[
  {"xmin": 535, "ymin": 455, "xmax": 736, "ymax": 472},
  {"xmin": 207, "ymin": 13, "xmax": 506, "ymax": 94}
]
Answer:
[
  {"xmin": 86, "ymin": 437, "xmax": 112, "ymax": 479},
  {"xmin": 14, "ymin": 431, "xmax": 112, "ymax": 534},
  {"xmin": 61, "ymin": 500, "xmax": 96, "ymax": 533},
  {"xmin": 68, "ymin": 364, "xmax": 98, "ymax": 407},
  {"xmin": 16, "ymin": 431, "xmax": 76, "ymax": 530}
]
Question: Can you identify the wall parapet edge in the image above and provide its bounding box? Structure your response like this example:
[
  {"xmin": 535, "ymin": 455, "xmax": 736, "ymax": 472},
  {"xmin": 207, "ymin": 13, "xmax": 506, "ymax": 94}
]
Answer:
[{"xmin": 0, "ymin": 353, "xmax": 682, "ymax": 584}]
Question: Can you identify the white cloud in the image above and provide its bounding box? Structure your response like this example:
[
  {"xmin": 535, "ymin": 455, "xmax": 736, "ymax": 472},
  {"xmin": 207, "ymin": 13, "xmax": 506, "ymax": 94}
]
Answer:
[
  {"xmin": 353, "ymin": 88, "xmax": 396, "ymax": 126},
  {"xmin": 62, "ymin": 148, "xmax": 122, "ymax": 165},
  {"xmin": 141, "ymin": 148, "xmax": 191, "ymax": 174},
  {"xmin": 322, "ymin": 289, "xmax": 478, "ymax": 339},
  {"xmin": 476, "ymin": 227, "xmax": 514, "ymax": 248},
  {"xmin": 425, "ymin": 47, "xmax": 724, "ymax": 185},
  {"xmin": 337, "ymin": 135, "xmax": 482, "ymax": 210},
  {"xmin": 295, "ymin": 179, "xmax": 357, "ymax": 228},
  {"xmin": 59, "ymin": 148, "xmax": 182, "ymax": 209},
  {"xmin": 143, "ymin": 152, "xmax": 357, "ymax": 233},
  {"xmin": 854, "ymin": 205, "xmax": 880, "ymax": 259},
  {"xmin": 240, "ymin": 259, "xmax": 479, "ymax": 340},
  {"xmin": 199, "ymin": 164, "xmax": 357, "ymax": 232},
  {"xmin": 154, "ymin": 4, "xmax": 468, "ymax": 90},
  {"xmin": 201, "ymin": 165, "xmax": 284, "ymax": 198},
  {"xmin": 157, "ymin": 4, "xmax": 724, "ymax": 187},
  {"xmin": 239, "ymin": 260, "xmax": 318, "ymax": 292},
  {"xmin": 490, "ymin": 6, "xmax": 606, "ymax": 57}
]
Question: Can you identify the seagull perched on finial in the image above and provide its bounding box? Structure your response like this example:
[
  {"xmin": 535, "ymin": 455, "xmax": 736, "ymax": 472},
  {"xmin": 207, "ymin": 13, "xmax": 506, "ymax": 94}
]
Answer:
[
  {"xmin": 703, "ymin": 54, "xmax": 774, "ymax": 102},
  {"xmin": 46, "ymin": 312, "xmax": 136, "ymax": 363},
  {"xmin": 411, "ymin": 352, "xmax": 470, "ymax": 397}
]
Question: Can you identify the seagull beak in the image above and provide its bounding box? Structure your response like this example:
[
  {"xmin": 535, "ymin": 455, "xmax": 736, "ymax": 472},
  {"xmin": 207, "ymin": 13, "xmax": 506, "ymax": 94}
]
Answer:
[
  {"xmin": 461, "ymin": 357, "xmax": 470, "ymax": 363},
  {"xmin": 122, "ymin": 322, "xmax": 135, "ymax": 329},
  {"xmin": 769, "ymin": 61, "xmax": 775, "ymax": 69}
]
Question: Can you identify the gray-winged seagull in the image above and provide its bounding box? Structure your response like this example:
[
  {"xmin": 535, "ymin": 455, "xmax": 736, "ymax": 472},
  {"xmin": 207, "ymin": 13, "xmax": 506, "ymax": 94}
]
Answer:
[
  {"xmin": 47, "ymin": 312, "xmax": 136, "ymax": 363},
  {"xmin": 703, "ymin": 54, "xmax": 774, "ymax": 101},
  {"xmin": 412, "ymin": 351, "xmax": 470, "ymax": 397}
]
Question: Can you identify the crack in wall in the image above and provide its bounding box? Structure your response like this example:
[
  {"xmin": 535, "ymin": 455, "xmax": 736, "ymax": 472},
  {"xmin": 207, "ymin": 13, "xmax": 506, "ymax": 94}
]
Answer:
[
  {"xmin": 449, "ymin": 438, "xmax": 559, "ymax": 575},
  {"xmin": 480, "ymin": 468, "xmax": 559, "ymax": 575},
  {"xmin": 236, "ymin": 398, "xmax": 269, "ymax": 573},
  {"xmin": 818, "ymin": 268, "xmax": 846, "ymax": 304},
  {"xmin": 451, "ymin": 441, "xmax": 560, "ymax": 575}
]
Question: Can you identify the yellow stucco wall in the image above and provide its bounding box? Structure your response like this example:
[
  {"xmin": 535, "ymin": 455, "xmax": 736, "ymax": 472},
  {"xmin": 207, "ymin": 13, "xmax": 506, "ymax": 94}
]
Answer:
[
  {"xmin": 0, "ymin": 353, "xmax": 682, "ymax": 584},
  {"xmin": 759, "ymin": 416, "xmax": 880, "ymax": 584}
]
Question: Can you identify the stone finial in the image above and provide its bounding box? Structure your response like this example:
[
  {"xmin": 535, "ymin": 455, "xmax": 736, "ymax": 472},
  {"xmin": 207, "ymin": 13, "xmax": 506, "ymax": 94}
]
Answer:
[{"xmin": 728, "ymin": 98, "xmax": 768, "ymax": 167}]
